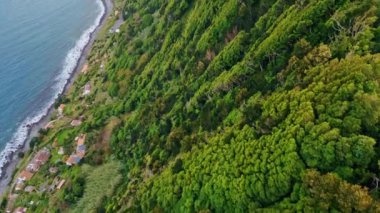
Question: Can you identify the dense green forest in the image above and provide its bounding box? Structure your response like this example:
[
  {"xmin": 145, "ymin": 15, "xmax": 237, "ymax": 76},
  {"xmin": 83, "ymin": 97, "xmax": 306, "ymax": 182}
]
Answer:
[{"xmin": 3, "ymin": 0, "xmax": 380, "ymax": 212}]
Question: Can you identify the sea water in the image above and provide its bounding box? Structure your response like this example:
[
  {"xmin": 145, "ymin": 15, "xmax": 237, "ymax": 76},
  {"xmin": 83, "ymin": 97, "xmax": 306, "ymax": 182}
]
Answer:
[{"xmin": 0, "ymin": 0, "xmax": 104, "ymax": 176}]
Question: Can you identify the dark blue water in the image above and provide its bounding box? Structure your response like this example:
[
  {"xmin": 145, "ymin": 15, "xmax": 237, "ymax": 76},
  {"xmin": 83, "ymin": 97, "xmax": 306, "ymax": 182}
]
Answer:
[{"xmin": 0, "ymin": 0, "xmax": 104, "ymax": 174}]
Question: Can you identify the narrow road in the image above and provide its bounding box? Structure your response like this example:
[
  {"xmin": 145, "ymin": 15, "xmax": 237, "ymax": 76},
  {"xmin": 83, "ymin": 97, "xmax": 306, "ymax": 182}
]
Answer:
[{"xmin": 110, "ymin": 13, "xmax": 124, "ymax": 33}]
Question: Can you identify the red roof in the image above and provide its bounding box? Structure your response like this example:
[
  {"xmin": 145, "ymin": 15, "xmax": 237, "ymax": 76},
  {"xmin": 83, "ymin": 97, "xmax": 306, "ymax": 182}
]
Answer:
[
  {"xmin": 34, "ymin": 149, "xmax": 50, "ymax": 165},
  {"xmin": 13, "ymin": 207, "xmax": 27, "ymax": 213},
  {"xmin": 19, "ymin": 170, "xmax": 33, "ymax": 181},
  {"xmin": 66, "ymin": 155, "xmax": 81, "ymax": 166},
  {"xmin": 77, "ymin": 134, "xmax": 86, "ymax": 145}
]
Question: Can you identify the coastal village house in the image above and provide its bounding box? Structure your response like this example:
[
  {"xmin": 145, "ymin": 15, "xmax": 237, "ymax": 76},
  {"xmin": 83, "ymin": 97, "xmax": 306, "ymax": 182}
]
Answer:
[
  {"xmin": 66, "ymin": 155, "xmax": 81, "ymax": 166},
  {"xmin": 70, "ymin": 119, "xmax": 82, "ymax": 127},
  {"xmin": 17, "ymin": 171, "xmax": 33, "ymax": 182},
  {"xmin": 81, "ymin": 63, "xmax": 89, "ymax": 74},
  {"xmin": 58, "ymin": 147, "xmax": 65, "ymax": 155},
  {"xmin": 58, "ymin": 104, "xmax": 65, "ymax": 116},
  {"xmin": 49, "ymin": 167, "xmax": 58, "ymax": 174},
  {"xmin": 66, "ymin": 134, "xmax": 86, "ymax": 166},
  {"xmin": 43, "ymin": 121, "xmax": 55, "ymax": 130},
  {"xmin": 26, "ymin": 148, "xmax": 50, "ymax": 173},
  {"xmin": 15, "ymin": 181, "xmax": 24, "ymax": 192},
  {"xmin": 76, "ymin": 134, "xmax": 86, "ymax": 145},
  {"xmin": 83, "ymin": 82, "xmax": 91, "ymax": 96},
  {"xmin": 16, "ymin": 148, "xmax": 50, "ymax": 191},
  {"xmin": 24, "ymin": 186, "xmax": 35, "ymax": 193},
  {"xmin": 57, "ymin": 179, "xmax": 66, "ymax": 190},
  {"xmin": 13, "ymin": 207, "xmax": 27, "ymax": 213},
  {"xmin": 25, "ymin": 163, "xmax": 39, "ymax": 173},
  {"xmin": 76, "ymin": 145, "xmax": 86, "ymax": 158}
]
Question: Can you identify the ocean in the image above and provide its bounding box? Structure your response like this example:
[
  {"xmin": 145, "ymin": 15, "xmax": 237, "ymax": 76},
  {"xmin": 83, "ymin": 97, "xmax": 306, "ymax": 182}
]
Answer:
[{"xmin": 0, "ymin": 0, "xmax": 104, "ymax": 176}]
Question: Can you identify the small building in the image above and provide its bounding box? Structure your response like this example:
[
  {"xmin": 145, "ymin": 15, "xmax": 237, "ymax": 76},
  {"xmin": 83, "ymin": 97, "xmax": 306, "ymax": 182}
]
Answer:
[
  {"xmin": 76, "ymin": 145, "xmax": 86, "ymax": 158},
  {"xmin": 76, "ymin": 134, "xmax": 86, "ymax": 146},
  {"xmin": 81, "ymin": 63, "xmax": 89, "ymax": 74},
  {"xmin": 13, "ymin": 207, "xmax": 27, "ymax": 213},
  {"xmin": 24, "ymin": 186, "xmax": 35, "ymax": 193},
  {"xmin": 58, "ymin": 147, "xmax": 65, "ymax": 155},
  {"xmin": 34, "ymin": 148, "xmax": 50, "ymax": 165},
  {"xmin": 83, "ymin": 83, "xmax": 91, "ymax": 96},
  {"xmin": 57, "ymin": 179, "xmax": 66, "ymax": 190},
  {"xmin": 76, "ymin": 144, "xmax": 86, "ymax": 153},
  {"xmin": 58, "ymin": 104, "xmax": 65, "ymax": 116},
  {"xmin": 15, "ymin": 181, "xmax": 24, "ymax": 191},
  {"xmin": 66, "ymin": 155, "xmax": 81, "ymax": 166},
  {"xmin": 49, "ymin": 167, "xmax": 58, "ymax": 174},
  {"xmin": 100, "ymin": 63, "xmax": 104, "ymax": 71},
  {"xmin": 71, "ymin": 119, "xmax": 82, "ymax": 127},
  {"xmin": 25, "ymin": 148, "xmax": 50, "ymax": 173},
  {"xmin": 44, "ymin": 121, "xmax": 54, "ymax": 130},
  {"xmin": 18, "ymin": 170, "xmax": 34, "ymax": 182},
  {"xmin": 26, "ymin": 163, "xmax": 39, "ymax": 173}
]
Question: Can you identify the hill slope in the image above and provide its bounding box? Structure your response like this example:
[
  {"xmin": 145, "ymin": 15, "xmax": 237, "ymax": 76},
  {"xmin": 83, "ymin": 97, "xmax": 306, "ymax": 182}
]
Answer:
[{"xmin": 3, "ymin": 0, "xmax": 380, "ymax": 212}]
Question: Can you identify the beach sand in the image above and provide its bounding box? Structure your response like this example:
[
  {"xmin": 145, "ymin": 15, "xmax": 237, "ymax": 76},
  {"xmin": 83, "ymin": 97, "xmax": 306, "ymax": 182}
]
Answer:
[{"xmin": 0, "ymin": 0, "xmax": 113, "ymax": 196}]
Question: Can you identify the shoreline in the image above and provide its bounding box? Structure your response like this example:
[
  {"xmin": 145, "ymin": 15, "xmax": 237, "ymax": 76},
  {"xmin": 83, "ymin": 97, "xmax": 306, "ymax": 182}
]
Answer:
[{"xmin": 0, "ymin": 0, "xmax": 113, "ymax": 196}]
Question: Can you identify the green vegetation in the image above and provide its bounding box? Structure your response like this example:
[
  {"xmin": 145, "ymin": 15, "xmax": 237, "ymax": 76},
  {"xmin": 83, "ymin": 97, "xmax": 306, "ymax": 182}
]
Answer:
[
  {"xmin": 2, "ymin": 0, "xmax": 380, "ymax": 212},
  {"xmin": 73, "ymin": 162, "xmax": 122, "ymax": 213}
]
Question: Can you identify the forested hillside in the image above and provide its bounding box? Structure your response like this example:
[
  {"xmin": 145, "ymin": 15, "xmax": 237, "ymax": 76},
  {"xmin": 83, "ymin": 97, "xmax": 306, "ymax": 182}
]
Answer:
[{"xmin": 3, "ymin": 0, "xmax": 380, "ymax": 212}]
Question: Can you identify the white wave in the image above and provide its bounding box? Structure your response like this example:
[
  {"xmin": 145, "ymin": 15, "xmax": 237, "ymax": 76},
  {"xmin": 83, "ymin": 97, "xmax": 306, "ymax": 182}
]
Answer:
[{"xmin": 0, "ymin": 0, "xmax": 106, "ymax": 178}]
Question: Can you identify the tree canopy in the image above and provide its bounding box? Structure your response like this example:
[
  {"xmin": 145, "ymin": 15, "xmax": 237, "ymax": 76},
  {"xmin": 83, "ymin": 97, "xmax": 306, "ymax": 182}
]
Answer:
[{"xmin": 3, "ymin": 0, "xmax": 380, "ymax": 212}]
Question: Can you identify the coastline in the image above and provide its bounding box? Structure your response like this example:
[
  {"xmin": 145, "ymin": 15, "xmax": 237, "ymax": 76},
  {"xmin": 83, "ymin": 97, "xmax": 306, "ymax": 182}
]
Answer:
[{"xmin": 0, "ymin": 0, "xmax": 113, "ymax": 196}]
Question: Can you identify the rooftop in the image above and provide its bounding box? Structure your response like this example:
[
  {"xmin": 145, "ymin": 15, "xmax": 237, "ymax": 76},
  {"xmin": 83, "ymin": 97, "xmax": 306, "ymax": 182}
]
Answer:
[
  {"xmin": 58, "ymin": 147, "xmax": 65, "ymax": 155},
  {"xmin": 57, "ymin": 179, "xmax": 66, "ymax": 190},
  {"xmin": 26, "ymin": 163, "xmax": 39, "ymax": 173},
  {"xmin": 59, "ymin": 104, "xmax": 65, "ymax": 110},
  {"xmin": 77, "ymin": 134, "xmax": 86, "ymax": 145},
  {"xmin": 15, "ymin": 182, "xmax": 24, "ymax": 191},
  {"xmin": 13, "ymin": 207, "xmax": 27, "ymax": 213},
  {"xmin": 18, "ymin": 170, "xmax": 34, "ymax": 181},
  {"xmin": 83, "ymin": 83, "xmax": 91, "ymax": 95},
  {"xmin": 24, "ymin": 186, "xmax": 35, "ymax": 193},
  {"xmin": 58, "ymin": 104, "xmax": 65, "ymax": 117},
  {"xmin": 44, "ymin": 122, "xmax": 54, "ymax": 130},
  {"xmin": 71, "ymin": 119, "xmax": 82, "ymax": 126},
  {"xmin": 49, "ymin": 167, "xmax": 58, "ymax": 174},
  {"xmin": 81, "ymin": 63, "xmax": 89, "ymax": 74},
  {"xmin": 66, "ymin": 155, "xmax": 81, "ymax": 166},
  {"xmin": 76, "ymin": 144, "xmax": 86, "ymax": 152},
  {"xmin": 34, "ymin": 148, "xmax": 50, "ymax": 165}
]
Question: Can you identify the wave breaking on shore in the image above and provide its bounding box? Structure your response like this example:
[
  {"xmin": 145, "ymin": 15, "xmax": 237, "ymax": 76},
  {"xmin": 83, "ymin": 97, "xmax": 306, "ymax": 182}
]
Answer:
[{"xmin": 0, "ymin": 0, "xmax": 106, "ymax": 178}]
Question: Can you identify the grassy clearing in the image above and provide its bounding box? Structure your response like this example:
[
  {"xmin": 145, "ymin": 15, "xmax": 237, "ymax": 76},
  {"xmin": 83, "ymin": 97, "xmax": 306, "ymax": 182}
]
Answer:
[{"xmin": 71, "ymin": 161, "xmax": 122, "ymax": 213}]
